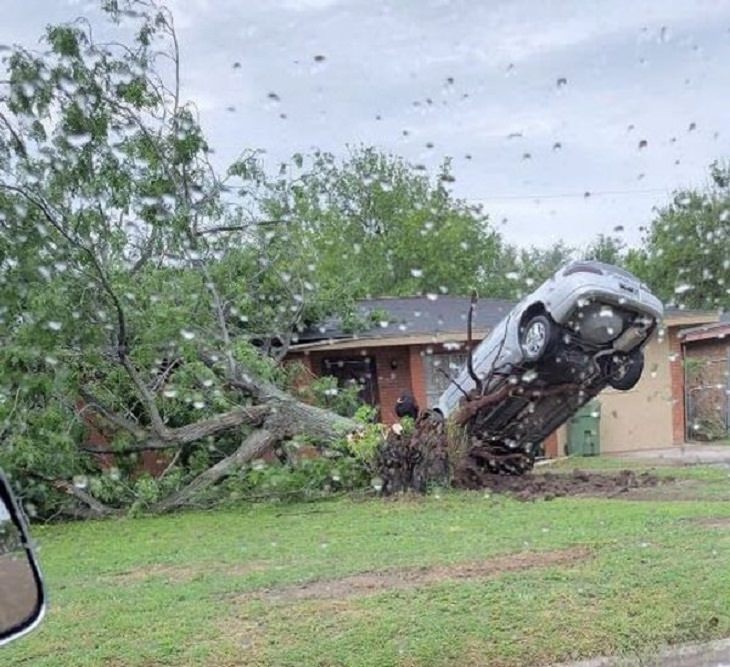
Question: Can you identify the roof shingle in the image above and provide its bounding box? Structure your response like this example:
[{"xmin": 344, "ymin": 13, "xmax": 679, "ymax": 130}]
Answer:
[{"xmin": 297, "ymin": 296, "xmax": 515, "ymax": 343}]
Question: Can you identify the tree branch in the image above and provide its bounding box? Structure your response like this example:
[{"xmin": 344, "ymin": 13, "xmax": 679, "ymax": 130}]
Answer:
[
  {"xmin": 79, "ymin": 403, "xmax": 270, "ymax": 454},
  {"xmin": 152, "ymin": 428, "xmax": 276, "ymax": 512},
  {"xmin": 51, "ymin": 480, "xmax": 117, "ymax": 518},
  {"xmin": 120, "ymin": 356, "xmax": 168, "ymax": 436},
  {"xmin": 165, "ymin": 405, "xmax": 269, "ymax": 445},
  {"xmin": 0, "ymin": 110, "xmax": 27, "ymax": 157},
  {"xmin": 466, "ymin": 291, "xmax": 483, "ymax": 395},
  {"xmin": 194, "ymin": 220, "xmax": 287, "ymax": 236},
  {"xmin": 454, "ymin": 383, "xmax": 579, "ymax": 426},
  {"xmin": 130, "ymin": 225, "xmax": 159, "ymax": 276},
  {"xmin": 78, "ymin": 387, "xmax": 147, "ymax": 439},
  {"xmin": 200, "ymin": 264, "xmax": 238, "ymax": 379}
]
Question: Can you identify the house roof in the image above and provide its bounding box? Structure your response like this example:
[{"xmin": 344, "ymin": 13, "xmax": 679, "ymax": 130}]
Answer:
[
  {"xmin": 289, "ymin": 297, "xmax": 723, "ymax": 353},
  {"xmin": 678, "ymin": 319, "xmax": 730, "ymax": 343},
  {"xmin": 291, "ymin": 296, "xmax": 515, "ymax": 351},
  {"xmin": 663, "ymin": 307, "xmax": 720, "ymax": 327}
]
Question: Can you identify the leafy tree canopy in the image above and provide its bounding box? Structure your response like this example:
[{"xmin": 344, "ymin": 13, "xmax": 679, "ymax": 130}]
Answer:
[
  {"xmin": 626, "ymin": 162, "xmax": 730, "ymax": 311},
  {"xmin": 262, "ymin": 147, "xmax": 509, "ymax": 307}
]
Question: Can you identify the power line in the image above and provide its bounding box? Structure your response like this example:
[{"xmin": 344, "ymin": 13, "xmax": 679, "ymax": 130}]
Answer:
[{"xmin": 469, "ymin": 187, "xmax": 669, "ymax": 202}]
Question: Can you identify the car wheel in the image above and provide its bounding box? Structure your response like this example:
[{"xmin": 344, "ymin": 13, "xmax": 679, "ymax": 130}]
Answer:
[
  {"xmin": 519, "ymin": 314, "xmax": 554, "ymax": 363},
  {"xmin": 607, "ymin": 350, "xmax": 644, "ymax": 390}
]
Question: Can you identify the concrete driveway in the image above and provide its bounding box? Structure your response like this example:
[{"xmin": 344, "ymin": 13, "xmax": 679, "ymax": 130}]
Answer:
[
  {"xmin": 558, "ymin": 637, "xmax": 730, "ymax": 666},
  {"xmin": 609, "ymin": 443, "xmax": 730, "ymax": 465}
]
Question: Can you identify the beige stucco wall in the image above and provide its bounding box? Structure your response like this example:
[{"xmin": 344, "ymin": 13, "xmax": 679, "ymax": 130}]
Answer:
[{"xmin": 597, "ymin": 334, "xmax": 675, "ymax": 453}]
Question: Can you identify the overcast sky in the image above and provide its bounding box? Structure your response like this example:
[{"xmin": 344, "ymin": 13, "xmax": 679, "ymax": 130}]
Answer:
[{"xmin": 4, "ymin": 0, "xmax": 730, "ymax": 249}]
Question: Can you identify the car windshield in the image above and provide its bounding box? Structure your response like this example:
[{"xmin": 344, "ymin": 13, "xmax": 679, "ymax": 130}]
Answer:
[{"xmin": 1, "ymin": 2, "xmax": 729, "ymax": 665}]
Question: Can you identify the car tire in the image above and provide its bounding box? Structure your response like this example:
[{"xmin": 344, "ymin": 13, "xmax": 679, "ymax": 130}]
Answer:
[
  {"xmin": 519, "ymin": 314, "xmax": 554, "ymax": 363},
  {"xmin": 607, "ymin": 350, "xmax": 644, "ymax": 391}
]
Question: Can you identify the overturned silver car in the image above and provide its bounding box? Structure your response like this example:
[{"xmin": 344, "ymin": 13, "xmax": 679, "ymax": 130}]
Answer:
[{"xmin": 437, "ymin": 260, "xmax": 664, "ymax": 474}]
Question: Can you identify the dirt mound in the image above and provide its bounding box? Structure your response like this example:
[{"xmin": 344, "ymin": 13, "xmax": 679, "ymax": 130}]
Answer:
[{"xmin": 453, "ymin": 467, "xmax": 666, "ymax": 500}]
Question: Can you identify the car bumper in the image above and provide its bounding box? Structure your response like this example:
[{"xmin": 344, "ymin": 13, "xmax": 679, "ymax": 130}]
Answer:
[{"xmin": 549, "ymin": 281, "xmax": 663, "ymax": 324}]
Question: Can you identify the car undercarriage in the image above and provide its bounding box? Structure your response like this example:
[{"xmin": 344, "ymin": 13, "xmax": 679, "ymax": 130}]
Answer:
[{"xmin": 456, "ymin": 310, "xmax": 652, "ymax": 475}]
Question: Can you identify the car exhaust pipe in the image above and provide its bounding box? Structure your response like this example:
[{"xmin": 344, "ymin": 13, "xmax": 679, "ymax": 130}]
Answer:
[{"xmin": 612, "ymin": 326, "xmax": 648, "ymax": 353}]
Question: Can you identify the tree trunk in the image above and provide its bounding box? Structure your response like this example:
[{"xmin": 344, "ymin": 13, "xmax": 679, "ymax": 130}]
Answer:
[
  {"xmin": 262, "ymin": 395, "xmax": 358, "ymax": 442},
  {"xmin": 151, "ymin": 397, "xmax": 358, "ymax": 512}
]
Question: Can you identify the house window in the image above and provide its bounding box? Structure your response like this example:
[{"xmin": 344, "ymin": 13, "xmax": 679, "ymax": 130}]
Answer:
[{"xmin": 423, "ymin": 353, "xmax": 468, "ymax": 408}]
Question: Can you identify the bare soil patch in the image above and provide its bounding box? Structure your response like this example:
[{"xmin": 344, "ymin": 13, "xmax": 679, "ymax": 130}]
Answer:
[
  {"xmin": 454, "ymin": 468, "xmax": 668, "ymax": 501},
  {"xmin": 109, "ymin": 560, "xmax": 270, "ymax": 584},
  {"xmin": 625, "ymin": 478, "xmax": 722, "ymax": 502},
  {"xmin": 687, "ymin": 517, "xmax": 730, "ymax": 529},
  {"xmin": 245, "ymin": 546, "xmax": 591, "ymax": 603}
]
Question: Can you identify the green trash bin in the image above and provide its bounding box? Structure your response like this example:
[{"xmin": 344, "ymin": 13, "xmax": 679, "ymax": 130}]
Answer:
[{"xmin": 567, "ymin": 400, "xmax": 601, "ymax": 456}]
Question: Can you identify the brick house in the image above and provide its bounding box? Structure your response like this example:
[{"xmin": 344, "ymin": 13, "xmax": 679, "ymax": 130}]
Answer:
[
  {"xmin": 680, "ymin": 318, "xmax": 730, "ymax": 441},
  {"xmin": 288, "ymin": 296, "xmax": 513, "ymax": 421},
  {"xmin": 287, "ymin": 296, "xmax": 719, "ymax": 457}
]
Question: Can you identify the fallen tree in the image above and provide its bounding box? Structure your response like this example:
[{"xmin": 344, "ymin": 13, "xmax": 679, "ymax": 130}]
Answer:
[
  {"xmin": 0, "ymin": 2, "xmax": 364, "ymax": 518},
  {"xmin": 0, "ymin": 0, "xmax": 555, "ymax": 518}
]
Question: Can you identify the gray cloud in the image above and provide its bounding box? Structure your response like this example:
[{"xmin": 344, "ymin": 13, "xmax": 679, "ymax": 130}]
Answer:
[{"xmin": 4, "ymin": 0, "xmax": 730, "ymax": 249}]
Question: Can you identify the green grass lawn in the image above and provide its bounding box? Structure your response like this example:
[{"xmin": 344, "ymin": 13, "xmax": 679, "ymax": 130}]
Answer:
[{"xmin": 5, "ymin": 460, "xmax": 730, "ymax": 666}]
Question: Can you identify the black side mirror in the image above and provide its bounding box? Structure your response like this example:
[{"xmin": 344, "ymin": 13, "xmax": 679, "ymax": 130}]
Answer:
[{"xmin": 0, "ymin": 472, "xmax": 45, "ymax": 645}]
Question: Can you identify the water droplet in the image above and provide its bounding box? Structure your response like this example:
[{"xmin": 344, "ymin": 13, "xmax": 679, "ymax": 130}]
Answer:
[
  {"xmin": 67, "ymin": 132, "xmax": 92, "ymax": 148},
  {"xmin": 522, "ymin": 369, "xmax": 538, "ymax": 383}
]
